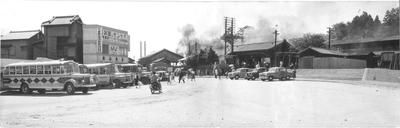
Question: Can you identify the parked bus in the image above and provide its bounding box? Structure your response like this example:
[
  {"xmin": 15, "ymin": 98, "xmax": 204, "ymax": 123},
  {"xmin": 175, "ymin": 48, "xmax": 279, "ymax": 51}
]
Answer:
[
  {"xmin": 1, "ymin": 60, "xmax": 96, "ymax": 95},
  {"xmin": 85, "ymin": 63, "xmax": 133, "ymax": 88},
  {"xmin": 117, "ymin": 64, "xmax": 141, "ymax": 85}
]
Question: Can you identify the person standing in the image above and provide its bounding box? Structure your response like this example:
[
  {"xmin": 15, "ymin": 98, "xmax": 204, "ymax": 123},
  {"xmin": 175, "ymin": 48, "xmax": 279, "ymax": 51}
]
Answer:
[{"xmin": 178, "ymin": 69, "xmax": 185, "ymax": 83}]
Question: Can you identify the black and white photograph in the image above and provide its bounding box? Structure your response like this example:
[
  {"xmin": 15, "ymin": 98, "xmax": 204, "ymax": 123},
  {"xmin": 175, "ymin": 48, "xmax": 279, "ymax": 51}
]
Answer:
[{"xmin": 0, "ymin": 0, "xmax": 399, "ymax": 127}]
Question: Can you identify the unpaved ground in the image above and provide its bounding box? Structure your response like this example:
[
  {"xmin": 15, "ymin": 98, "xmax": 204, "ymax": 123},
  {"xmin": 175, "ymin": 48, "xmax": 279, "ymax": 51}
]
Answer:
[{"xmin": 1, "ymin": 78, "xmax": 400, "ymax": 127}]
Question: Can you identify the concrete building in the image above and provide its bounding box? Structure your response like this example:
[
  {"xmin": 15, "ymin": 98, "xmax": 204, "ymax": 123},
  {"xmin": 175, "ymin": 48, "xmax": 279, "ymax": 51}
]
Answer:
[
  {"xmin": 41, "ymin": 15, "xmax": 84, "ymax": 63},
  {"xmin": 83, "ymin": 24, "xmax": 130, "ymax": 64},
  {"xmin": 1, "ymin": 30, "xmax": 44, "ymax": 59}
]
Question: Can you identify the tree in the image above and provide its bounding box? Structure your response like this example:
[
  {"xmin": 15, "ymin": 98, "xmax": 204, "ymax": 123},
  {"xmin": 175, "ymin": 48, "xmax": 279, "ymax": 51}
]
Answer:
[
  {"xmin": 383, "ymin": 7, "xmax": 399, "ymax": 36},
  {"xmin": 333, "ymin": 22, "xmax": 348, "ymax": 40},
  {"xmin": 290, "ymin": 33, "xmax": 327, "ymax": 50},
  {"xmin": 207, "ymin": 47, "xmax": 219, "ymax": 64}
]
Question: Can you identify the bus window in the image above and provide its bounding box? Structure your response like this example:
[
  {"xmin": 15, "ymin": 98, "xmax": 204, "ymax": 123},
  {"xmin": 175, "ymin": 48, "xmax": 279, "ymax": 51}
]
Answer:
[
  {"xmin": 93, "ymin": 68, "xmax": 99, "ymax": 74},
  {"xmin": 30, "ymin": 66, "xmax": 36, "ymax": 74},
  {"xmin": 60, "ymin": 66, "xmax": 65, "ymax": 74},
  {"xmin": 16, "ymin": 66, "xmax": 22, "ymax": 74},
  {"xmin": 23, "ymin": 66, "xmax": 29, "ymax": 74},
  {"xmin": 45, "ymin": 65, "xmax": 51, "ymax": 74},
  {"xmin": 4, "ymin": 67, "xmax": 9, "ymax": 75},
  {"xmin": 100, "ymin": 67, "xmax": 106, "ymax": 74},
  {"xmin": 52, "ymin": 66, "xmax": 61, "ymax": 74},
  {"xmin": 9, "ymin": 67, "xmax": 15, "ymax": 75},
  {"xmin": 37, "ymin": 65, "xmax": 44, "ymax": 74}
]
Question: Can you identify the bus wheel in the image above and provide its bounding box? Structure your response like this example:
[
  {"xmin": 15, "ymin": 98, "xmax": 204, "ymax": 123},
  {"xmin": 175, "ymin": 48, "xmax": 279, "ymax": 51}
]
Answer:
[
  {"xmin": 122, "ymin": 84, "xmax": 128, "ymax": 88},
  {"xmin": 20, "ymin": 84, "xmax": 30, "ymax": 94},
  {"xmin": 38, "ymin": 89, "xmax": 46, "ymax": 94},
  {"xmin": 65, "ymin": 83, "xmax": 75, "ymax": 95},
  {"xmin": 82, "ymin": 88, "xmax": 88, "ymax": 94}
]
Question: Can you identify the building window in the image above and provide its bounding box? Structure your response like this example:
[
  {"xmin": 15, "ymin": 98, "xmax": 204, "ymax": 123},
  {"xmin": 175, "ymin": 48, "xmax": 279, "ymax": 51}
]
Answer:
[
  {"xmin": 103, "ymin": 56, "xmax": 105, "ymax": 60},
  {"xmin": 109, "ymin": 57, "xmax": 111, "ymax": 61},
  {"xmin": 116, "ymin": 57, "xmax": 118, "ymax": 61},
  {"xmin": 122, "ymin": 58, "xmax": 124, "ymax": 62},
  {"xmin": 103, "ymin": 44, "xmax": 109, "ymax": 54},
  {"xmin": 1, "ymin": 48, "xmax": 10, "ymax": 58}
]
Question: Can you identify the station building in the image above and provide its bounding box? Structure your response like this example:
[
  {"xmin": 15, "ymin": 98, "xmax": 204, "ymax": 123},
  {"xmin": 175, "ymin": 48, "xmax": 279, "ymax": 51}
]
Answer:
[{"xmin": 83, "ymin": 24, "xmax": 130, "ymax": 64}]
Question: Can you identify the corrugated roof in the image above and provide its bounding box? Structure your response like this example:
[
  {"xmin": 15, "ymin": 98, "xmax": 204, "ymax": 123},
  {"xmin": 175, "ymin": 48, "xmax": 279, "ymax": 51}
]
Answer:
[
  {"xmin": 331, "ymin": 35, "xmax": 400, "ymax": 45},
  {"xmin": 1, "ymin": 30, "xmax": 40, "ymax": 40},
  {"xmin": 300, "ymin": 47, "xmax": 347, "ymax": 56},
  {"xmin": 42, "ymin": 15, "xmax": 82, "ymax": 26}
]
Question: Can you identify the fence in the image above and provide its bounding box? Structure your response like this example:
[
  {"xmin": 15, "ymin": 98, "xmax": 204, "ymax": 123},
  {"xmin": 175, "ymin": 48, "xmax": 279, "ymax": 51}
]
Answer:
[{"xmin": 299, "ymin": 56, "xmax": 366, "ymax": 69}]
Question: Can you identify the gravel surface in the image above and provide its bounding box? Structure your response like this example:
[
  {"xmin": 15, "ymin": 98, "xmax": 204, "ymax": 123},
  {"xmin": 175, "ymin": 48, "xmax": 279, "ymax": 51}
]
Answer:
[{"xmin": 1, "ymin": 78, "xmax": 399, "ymax": 127}]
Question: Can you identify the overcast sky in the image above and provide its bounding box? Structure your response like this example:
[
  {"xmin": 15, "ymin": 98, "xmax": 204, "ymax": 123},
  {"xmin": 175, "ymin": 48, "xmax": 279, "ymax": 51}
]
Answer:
[{"xmin": 0, "ymin": 0, "xmax": 398, "ymax": 59}]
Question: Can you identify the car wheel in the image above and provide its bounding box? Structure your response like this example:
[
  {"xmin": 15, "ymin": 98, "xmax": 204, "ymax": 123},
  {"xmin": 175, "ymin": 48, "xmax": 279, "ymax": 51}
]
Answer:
[
  {"xmin": 38, "ymin": 89, "xmax": 46, "ymax": 94},
  {"xmin": 286, "ymin": 76, "xmax": 291, "ymax": 80},
  {"xmin": 82, "ymin": 88, "xmax": 89, "ymax": 94},
  {"xmin": 235, "ymin": 75, "xmax": 239, "ymax": 80},
  {"xmin": 20, "ymin": 84, "xmax": 30, "ymax": 94},
  {"xmin": 268, "ymin": 76, "xmax": 273, "ymax": 81},
  {"xmin": 65, "ymin": 83, "xmax": 75, "ymax": 95},
  {"xmin": 252, "ymin": 76, "xmax": 256, "ymax": 80}
]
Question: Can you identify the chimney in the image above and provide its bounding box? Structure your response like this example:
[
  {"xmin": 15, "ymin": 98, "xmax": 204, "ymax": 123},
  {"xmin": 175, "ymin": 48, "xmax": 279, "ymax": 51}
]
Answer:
[
  {"xmin": 140, "ymin": 41, "xmax": 142, "ymax": 58},
  {"xmin": 144, "ymin": 41, "xmax": 146, "ymax": 56}
]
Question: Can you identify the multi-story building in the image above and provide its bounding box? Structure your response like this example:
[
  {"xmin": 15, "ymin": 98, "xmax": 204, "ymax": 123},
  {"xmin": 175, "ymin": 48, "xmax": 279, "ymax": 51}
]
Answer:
[
  {"xmin": 1, "ymin": 30, "xmax": 44, "ymax": 59},
  {"xmin": 41, "ymin": 15, "xmax": 84, "ymax": 63},
  {"xmin": 83, "ymin": 24, "xmax": 130, "ymax": 64}
]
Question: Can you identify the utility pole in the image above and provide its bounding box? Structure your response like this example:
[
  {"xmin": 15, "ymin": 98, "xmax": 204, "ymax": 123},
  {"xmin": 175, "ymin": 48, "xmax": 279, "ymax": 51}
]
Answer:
[
  {"xmin": 327, "ymin": 27, "xmax": 332, "ymax": 49},
  {"xmin": 273, "ymin": 25, "xmax": 279, "ymax": 46},
  {"xmin": 224, "ymin": 17, "xmax": 228, "ymax": 55},
  {"xmin": 230, "ymin": 17, "xmax": 235, "ymax": 53}
]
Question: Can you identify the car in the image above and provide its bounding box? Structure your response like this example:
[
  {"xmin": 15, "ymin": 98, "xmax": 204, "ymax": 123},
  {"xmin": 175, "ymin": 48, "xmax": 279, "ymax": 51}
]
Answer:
[
  {"xmin": 245, "ymin": 67, "xmax": 267, "ymax": 80},
  {"xmin": 228, "ymin": 68, "xmax": 250, "ymax": 80},
  {"xmin": 259, "ymin": 67, "xmax": 296, "ymax": 81}
]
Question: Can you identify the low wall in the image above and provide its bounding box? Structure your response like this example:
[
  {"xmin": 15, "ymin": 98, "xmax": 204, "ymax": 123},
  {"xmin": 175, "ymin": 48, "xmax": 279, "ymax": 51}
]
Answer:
[
  {"xmin": 362, "ymin": 68, "xmax": 400, "ymax": 83},
  {"xmin": 296, "ymin": 69, "xmax": 365, "ymax": 80},
  {"xmin": 299, "ymin": 57, "xmax": 366, "ymax": 69}
]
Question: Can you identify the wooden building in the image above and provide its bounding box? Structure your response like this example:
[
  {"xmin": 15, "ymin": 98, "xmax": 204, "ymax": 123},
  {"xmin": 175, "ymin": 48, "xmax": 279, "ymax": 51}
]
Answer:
[
  {"xmin": 228, "ymin": 40, "xmax": 297, "ymax": 68},
  {"xmin": 1, "ymin": 30, "xmax": 44, "ymax": 60},
  {"xmin": 138, "ymin": 49, "xmax": 184, "ymax": 71}
]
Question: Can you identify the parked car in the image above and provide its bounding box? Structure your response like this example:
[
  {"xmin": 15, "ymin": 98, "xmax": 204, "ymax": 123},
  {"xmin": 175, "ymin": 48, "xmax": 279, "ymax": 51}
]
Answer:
[
  {"xmin": 245, "ymin": 67, "xmax": 267, "ymax": 80},
  {"xmin": 259, "ymin": 67, "xmax": 296, "ymax": 81},
  {"xmin": 228, "ymin": 68, "xmax": 250, "ymax": 80}
]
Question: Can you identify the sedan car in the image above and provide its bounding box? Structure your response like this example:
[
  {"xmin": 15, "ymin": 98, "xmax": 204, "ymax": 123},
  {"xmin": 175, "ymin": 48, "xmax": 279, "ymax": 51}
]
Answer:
[
  {"xmin": 245, "ymin": 67, "xmax": 267, "ymax": 80},
  {"xmin": 228, "ymin": 68, "xmax": 250, "ymax": 80},
  {"xmin": 259, "ymin": 67, "xmax": 296, "ymax": 81}
]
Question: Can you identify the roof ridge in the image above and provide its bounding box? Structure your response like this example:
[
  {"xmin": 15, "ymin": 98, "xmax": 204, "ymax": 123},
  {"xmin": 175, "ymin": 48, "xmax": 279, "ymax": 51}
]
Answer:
[
  {"xmin": 53, "ymin": 15, "xmax": 79, "ymax": 18},
  {"xmin": 10, "ymin": 30, "xmax": 40, "ymax": 33}
]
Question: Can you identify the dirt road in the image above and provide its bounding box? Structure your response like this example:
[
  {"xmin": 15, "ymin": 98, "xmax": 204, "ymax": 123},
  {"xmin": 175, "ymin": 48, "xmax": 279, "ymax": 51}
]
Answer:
[{"xmin": 1, "ymin": 78, "xmax": 399, "ymax": 127}]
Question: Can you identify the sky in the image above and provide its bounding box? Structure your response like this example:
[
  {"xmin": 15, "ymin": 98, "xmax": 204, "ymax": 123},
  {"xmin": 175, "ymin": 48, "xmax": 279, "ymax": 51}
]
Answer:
[{"xmin": 0, "ymin": 0, "xmax": 398, "ymax": 59}]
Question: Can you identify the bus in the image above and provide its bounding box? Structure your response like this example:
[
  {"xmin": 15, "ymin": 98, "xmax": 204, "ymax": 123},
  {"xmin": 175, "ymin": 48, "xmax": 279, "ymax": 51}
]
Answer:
[
  {"xmin": 117, "ymin": 64, "xmax": 141, "ymax": 85},
  {"xmin": 1, "ymin": 60, "xmax": 96, "ymax": 95},
  {"xmin": 85, "ymin": 63, "xmax": 133, "ymax": 88}
]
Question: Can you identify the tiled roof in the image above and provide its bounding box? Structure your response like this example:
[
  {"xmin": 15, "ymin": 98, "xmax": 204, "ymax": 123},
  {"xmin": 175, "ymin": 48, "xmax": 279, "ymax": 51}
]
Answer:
[
  {"xmin": 42, "ymin": 15, "xmax": 82, "ymax": 26},
  {"xmin": 233, "ymin": 40, "xmax": 288, "ymax": 53},
  {"xmin": 1, "ymin": 30, "xmax": 40, "ymax": 40},
  {"xmin": 141, "ymin": 49, "xmax": 183, "ymax": 59}
]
